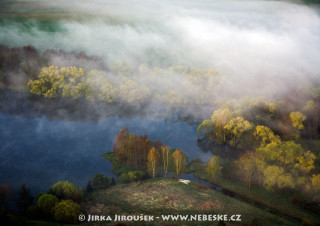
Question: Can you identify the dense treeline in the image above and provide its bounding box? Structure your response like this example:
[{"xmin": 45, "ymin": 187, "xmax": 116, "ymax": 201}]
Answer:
[
  {"xmin": 0, "ymin": 181, "xmax": 84, "ymax": 224},
  {"xmin": 198, "ymin": 89, "xmax": 320, "ymax": 201},
  {"xmin": 0, "ymin": 45, "xmax": 224, "ymax": 105},
  {"xmin": 112, "ymin": 128, "xmax": 187, "ymax": 178},
  {"xmin": 27, "ymin": 64, "xmax": 222, "ymax": 105}
]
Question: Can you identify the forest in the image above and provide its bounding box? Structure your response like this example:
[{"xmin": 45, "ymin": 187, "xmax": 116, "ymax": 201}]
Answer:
[{"xmin": 197, "ymin": 97, "xmax": 320, "ymax": 198}]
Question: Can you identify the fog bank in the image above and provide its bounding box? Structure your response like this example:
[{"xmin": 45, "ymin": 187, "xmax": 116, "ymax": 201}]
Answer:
[{"xmin": 1, "ymin": 0, "xmax": 320, "ymax": 98}]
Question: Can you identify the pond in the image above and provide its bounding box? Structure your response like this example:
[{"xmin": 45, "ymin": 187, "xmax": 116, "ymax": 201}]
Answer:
[{"xmin": 0, "ymin": 99, "xmax": 212, "ymax": 194}]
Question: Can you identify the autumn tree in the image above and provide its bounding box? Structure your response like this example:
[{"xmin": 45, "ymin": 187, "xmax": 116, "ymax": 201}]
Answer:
[
  {"xmin": 224, "ymin": 116, "xmax": 253, "ymax": 147},
  {"xmin": 113, "ymin": 128, "xmax": 131, "ymax": 164},
  {"xmin": 173, "ymin": 149, "xmax": 187, "ymax": 178},
  {"xmin": 295, "ymin": 151, "xmax": 316, "ymax": 174},
  {"xmin": 236, "ymin": 152, "xmax": 256, "ymax": 189},
  {"xmin": 207, "ymin": 155, "xmax": 223, "ymax": 179},
  {"xmin": 147, "ymin": 147, "xmax": 160, "ymax": 179},
  {"xmin": 198, "ymin": 106, "xmax": 232, "ymax": 144},
  {"xmin": 161, "ymin": 146, "xmax": 170, "ymax": 177},
  {"xmin": 0, "ymin": 184, "xmax": 15, "ymax": 210},
  {"xmin": 263, "ymin": 165, "xmax": 295, "ymax": 191},
  {"xmin": 258, "ymin": 141, "xmax": 315, "ymax": 174},
  {"xmin": 311, "ymin": 174, "xmax": 320, "ymax": 192},
  {"xmin": 254, "ymin": 125, "xmax": 280, "ymax": 147},
  {"xmin": 290, "ymin": 112, "xmax": 306, "ymax": 130},
  {"xmin": 256, "ymin": 140, "xmax": 316, "ymax": 191},
  {"xmin": 253, "ymin": 152, "xmax": 266, "ymax": 187}
]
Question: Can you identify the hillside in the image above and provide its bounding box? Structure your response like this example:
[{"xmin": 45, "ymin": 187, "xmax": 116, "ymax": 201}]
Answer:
[{"xmin": 81, "ymin": 178, "xmax": 296, "ymax": 225}]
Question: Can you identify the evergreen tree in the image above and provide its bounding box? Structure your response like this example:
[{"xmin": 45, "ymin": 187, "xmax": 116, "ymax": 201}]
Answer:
[
  {"xmin": 16, "ymin": 184, "xmax": 34, "ymax": 211},
  {"xmin": 86, "ymin": 180, "xmax": 93, "ymax": 193},
  {"xmin": 111, "ymin": 177, "xmax": 116, "ymax": 186}
]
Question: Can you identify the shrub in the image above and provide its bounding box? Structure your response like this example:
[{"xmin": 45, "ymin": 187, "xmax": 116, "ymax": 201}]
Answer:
[
  {"xmin": 92, "ymin": 173, "xmax": 111, "ymax": 189},
  {"xmin": 119, "ymin": 173, "xmax": 130, "ymax": 183},
  {"xmin": 196, "ymin": 183, "xmax": 210, "ymax": 190},
  {"xmin": 26, "ymin": 205, "xmax": 42, "ymax": 219},
  {"xmin": 128, "ymin": 170, "xmax": 146, "ymax": 181},
  {"xmin": 301, "ymin": 217, "xmax": 313, "ymax": 226}
]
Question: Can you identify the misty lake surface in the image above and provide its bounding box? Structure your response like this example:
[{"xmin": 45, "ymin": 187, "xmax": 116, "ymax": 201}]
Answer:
[{"xmin": 0, "ymin": 110, "xmax": 211, "ymax": 194}]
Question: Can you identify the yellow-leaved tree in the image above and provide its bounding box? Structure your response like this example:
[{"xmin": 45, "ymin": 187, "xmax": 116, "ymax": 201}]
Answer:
[
  {"xmin": 161, "ymin": 146, "xmax": 170, "ymax": 177},
  {"xmin": 147, "ymin": 147, "xmax": 159, "ymax": 179},
  {"xmin": 290, "ymin": 111, "xmax": 306, "ymax": 130},
  {"xmin": 224, "ymin": 116, "xmax": 253, "ymax": 147},
  {"xmin": 254, "ymin": 125, "xmax": 281, "ymax": 147},
  {"xmin": 236, "ymin": 152, "xmax": 256, "ymax": 189},
  {"xmin": 173, "ymin": 149, "xmax": 187, "ymax": 178},
  {"xmin": 197, "ymin": 106, "xmax": 232, "ymax": 143}
]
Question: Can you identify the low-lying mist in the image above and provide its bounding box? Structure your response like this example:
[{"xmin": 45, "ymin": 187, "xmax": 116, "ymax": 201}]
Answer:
[{"xmin": 1, "ymin": 0, "xmax": 320, "ymax": 102}]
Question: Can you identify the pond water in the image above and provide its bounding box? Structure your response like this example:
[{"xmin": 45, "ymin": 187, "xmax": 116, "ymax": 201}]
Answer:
[{"xmin": 0, "ymin": 105, "xmax": 212, "ymax": 194}]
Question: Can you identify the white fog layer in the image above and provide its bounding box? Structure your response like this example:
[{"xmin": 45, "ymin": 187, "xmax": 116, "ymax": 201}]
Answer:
[{"xmin": 1, "ymin": 0, "xmax": 320, "ymax": 97}]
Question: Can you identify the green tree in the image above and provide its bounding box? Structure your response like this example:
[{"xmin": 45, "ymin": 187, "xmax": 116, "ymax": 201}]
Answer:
[
  {"xmin": 207, "ymin": 155, "xmax": 223, "ymax": 179},
  {"xmin": 92, "ymin": 173, "xmax": 111, "ymax": 189},
  {"xmin": 86, "ymin": 181, "xmax": 93, "ymax": 193},
  {"xmin": 16, "ymin": 184, "xmax": 34, "ymax": 211},
  {"xmin": 49, "ymin": 181, "xmax": 83, "ymax": 203},
  {"xmin": 53, "ymin": 200, "xmax": 81, "ymax": 224},
  {"xmin": 37, "ymin": 194, "xmax": 58, "ymax": 215},
  {"xmin": 111, "ymin": 177, "xmax": 116, "ymax": 186}
]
